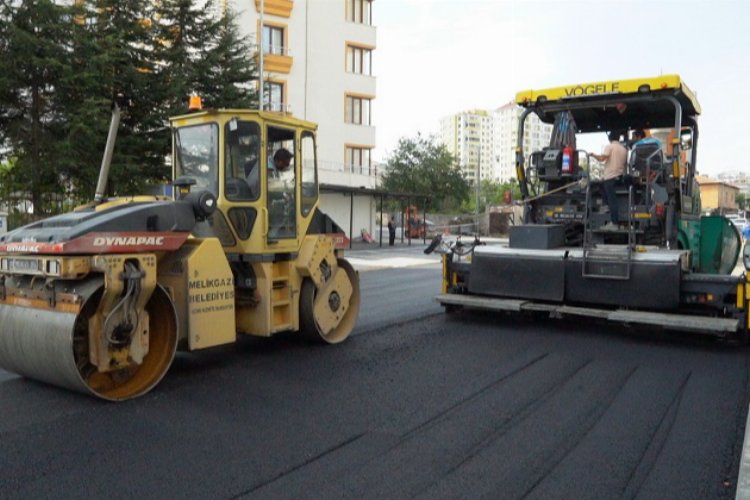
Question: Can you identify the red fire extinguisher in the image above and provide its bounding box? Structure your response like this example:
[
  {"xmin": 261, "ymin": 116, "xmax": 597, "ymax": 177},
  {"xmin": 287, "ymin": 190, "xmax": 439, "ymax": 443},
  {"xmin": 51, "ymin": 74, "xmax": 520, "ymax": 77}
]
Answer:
[{"xmin": 561, "ymin": 145, "xmax": 573, "ymax": 174}]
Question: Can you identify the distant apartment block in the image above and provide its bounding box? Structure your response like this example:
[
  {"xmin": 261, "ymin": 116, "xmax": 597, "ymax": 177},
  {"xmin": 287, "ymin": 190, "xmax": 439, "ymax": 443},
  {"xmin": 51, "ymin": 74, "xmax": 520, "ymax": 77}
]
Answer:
[
  {"xmin": 439, "ymin": 110, "xmax": 492, "ymax": 183},
  {"xmin": 492, "ymin": 102, "xmax": 553, "ymax": 183},
  {"xmin": 440, "ymin": 104, "xmax": 552, "ymax": 183},
  {"xmin": 231, "ymin": 0, "xmax": 377, "ymax": 234}
]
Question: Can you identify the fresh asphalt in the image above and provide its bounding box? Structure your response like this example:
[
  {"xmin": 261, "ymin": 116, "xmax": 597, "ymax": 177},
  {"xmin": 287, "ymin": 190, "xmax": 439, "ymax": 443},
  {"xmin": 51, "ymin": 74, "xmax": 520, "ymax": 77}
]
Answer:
[{"xmin": 1, "ymin": 241, "xmax": 749, "ymax": 498}]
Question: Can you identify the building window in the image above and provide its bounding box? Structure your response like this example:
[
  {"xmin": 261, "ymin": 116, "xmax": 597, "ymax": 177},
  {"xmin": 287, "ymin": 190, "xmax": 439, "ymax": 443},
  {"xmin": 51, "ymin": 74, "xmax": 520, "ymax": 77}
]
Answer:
[
  {"xmin": 346, "ymin": 0, "xmax": 372, "ymax": 25},
  {"xmin": 263, "ymin": 81, "xmax": 284, "ymax": 111},
  {"xmin": 346, "ymin": 45, "xmax": 372, "ymax": 75},
  {"xmin": 262, "ymin": 24, "xmax": 285, "ymax": 55},
  {"xmin": 345, "ymin": 146, "xmax": 371, "ymax": 174},
  {"xmin": 345, "ymin": 95, "xmax": 372, "ymax": 125}
]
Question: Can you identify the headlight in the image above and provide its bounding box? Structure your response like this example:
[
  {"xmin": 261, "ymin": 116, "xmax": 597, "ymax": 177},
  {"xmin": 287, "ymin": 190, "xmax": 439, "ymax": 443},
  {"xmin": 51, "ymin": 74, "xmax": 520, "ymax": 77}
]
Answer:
[{"xmin": 744, "ymin": 241, "xmax": 750, "ymax": 271}]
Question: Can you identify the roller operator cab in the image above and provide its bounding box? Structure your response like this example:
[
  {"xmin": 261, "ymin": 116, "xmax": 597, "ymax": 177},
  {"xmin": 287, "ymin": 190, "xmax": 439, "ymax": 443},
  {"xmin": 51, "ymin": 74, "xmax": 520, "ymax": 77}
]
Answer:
[
  {"xmin": 0, "ymin": 108, "xmax": 360, "ymax": 400},
  {"xmin": 435, "ymin": 75, "xmax": 750, "ymax": 341}
]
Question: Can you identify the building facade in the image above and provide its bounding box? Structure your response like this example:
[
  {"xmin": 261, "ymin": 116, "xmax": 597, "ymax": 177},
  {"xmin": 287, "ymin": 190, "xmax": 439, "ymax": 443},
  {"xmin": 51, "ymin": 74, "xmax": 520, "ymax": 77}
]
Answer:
[
  {"xmin": 231, "ymin": 0, "xmax": 377, "ymax": 237},
  {"xmin": 696, "ymin": 175, "xmax": 739, "ymax": 213},
  {"xmin": 491, "ymin": 102, "xmax": 553, "ymax": 183},
  {"xmin": 440, "ymin": 104, "xmax": 553, "ymax": 184},
  {"xmin": 439, "ymin": 110, "xmax": 492, "ymax": 183}
]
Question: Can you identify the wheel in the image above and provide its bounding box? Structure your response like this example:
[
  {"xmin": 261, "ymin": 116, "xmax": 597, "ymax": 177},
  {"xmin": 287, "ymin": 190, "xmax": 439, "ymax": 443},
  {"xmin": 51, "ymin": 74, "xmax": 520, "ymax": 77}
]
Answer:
[
  {"xmin": 72, "ymin": 284, "xmax": 178, "ymax": 401},
  {"xmin": 300, "ymin": 258, "xmax": 360, "ymax": 344}
]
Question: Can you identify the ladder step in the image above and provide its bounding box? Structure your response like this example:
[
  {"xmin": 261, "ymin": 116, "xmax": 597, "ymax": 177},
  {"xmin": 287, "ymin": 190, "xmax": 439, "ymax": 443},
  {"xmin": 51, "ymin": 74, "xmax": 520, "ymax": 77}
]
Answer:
[
  {"xmin": 592, "ymin": 228, "xmax": 643, "ymax": 234},
  {"xmin": 582, "ymin": 261, "xmax": 631, "ymax": 280}
]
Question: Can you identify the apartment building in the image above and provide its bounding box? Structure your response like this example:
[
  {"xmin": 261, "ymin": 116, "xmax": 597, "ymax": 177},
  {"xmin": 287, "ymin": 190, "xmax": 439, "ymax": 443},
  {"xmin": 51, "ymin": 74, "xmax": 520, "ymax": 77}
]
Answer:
[
  {"xmin": 440, "ymin": 104, "xmax": 552, "ymax": 184},
  {"xmin": 232, "ymin": 0, "xmax": 377, "ymax": 236},
  {"xmin": 439, "ymin": 110, "xmax": 492, "ymax": 183},
  {"xmin": 492, "ymin": 102, "xmax": 553, "ymax": 183}
]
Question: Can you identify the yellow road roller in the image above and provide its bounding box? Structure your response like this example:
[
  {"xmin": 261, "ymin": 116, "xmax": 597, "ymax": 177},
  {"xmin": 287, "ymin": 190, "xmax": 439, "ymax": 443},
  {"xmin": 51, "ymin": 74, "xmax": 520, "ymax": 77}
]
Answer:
[{"xmin": 0, "ymin": 102, "xmax": 360, "ymax": 400}]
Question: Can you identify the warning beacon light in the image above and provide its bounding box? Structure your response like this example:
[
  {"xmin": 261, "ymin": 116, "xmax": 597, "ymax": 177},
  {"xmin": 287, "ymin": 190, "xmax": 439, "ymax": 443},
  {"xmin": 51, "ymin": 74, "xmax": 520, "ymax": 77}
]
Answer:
[{"xmin": 188, "ymin": 94, "xmax": 202, "ymax": 111}]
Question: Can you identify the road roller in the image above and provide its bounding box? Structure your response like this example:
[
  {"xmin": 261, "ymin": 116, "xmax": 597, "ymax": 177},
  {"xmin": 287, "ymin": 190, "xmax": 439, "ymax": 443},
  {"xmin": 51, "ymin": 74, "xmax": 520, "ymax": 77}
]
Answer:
[{"xmin": 0, "ymin": 101, "xmax": 360, "ymax": 400}]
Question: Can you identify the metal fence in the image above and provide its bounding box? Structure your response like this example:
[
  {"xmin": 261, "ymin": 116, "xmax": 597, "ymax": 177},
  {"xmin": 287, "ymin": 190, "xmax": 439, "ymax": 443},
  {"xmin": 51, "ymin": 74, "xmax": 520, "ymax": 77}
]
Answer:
[{"xmin": 0, "ymin": 192, "xmax": 69, "ymax": 231}]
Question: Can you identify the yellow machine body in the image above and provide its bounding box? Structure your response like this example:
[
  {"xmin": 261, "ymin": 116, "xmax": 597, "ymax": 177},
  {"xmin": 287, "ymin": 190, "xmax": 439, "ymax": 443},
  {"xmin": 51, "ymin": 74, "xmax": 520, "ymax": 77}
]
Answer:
[{"xmin": 0, "ymin": 110, "xmax": 360, "ymax": 400}]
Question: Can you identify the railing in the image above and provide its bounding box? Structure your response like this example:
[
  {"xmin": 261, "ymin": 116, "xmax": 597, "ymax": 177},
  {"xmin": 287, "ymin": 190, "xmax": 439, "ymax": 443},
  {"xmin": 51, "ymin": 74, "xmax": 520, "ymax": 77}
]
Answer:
[
  {"xmin": 252, "ymin": 43, "xmax": 292, "ymax": 57},
  {"xmin": 318, "ymin": 160, "xmax": 379, "ymax": 177},
  {"xmin": 262, "ymin": 102, "xmax": 292, "ymax": 113},
  {"xmin": 0, "ymin": 192, "xmax": 70, "ymax": 231}
]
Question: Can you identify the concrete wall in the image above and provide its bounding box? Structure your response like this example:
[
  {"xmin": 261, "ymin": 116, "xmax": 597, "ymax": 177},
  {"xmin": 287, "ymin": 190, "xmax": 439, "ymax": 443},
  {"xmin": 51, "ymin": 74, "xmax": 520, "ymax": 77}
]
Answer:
[{"xmin": 320, "ymin": 192, "xmax": 376, "ymax": 239}]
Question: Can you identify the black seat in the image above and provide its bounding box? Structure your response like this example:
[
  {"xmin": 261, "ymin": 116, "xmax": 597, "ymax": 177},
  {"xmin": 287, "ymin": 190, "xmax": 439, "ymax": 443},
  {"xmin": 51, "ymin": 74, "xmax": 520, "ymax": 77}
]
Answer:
[
  {"xmin": 630, "ymin": 143, "xmax": 664, "ymax": 181},
  {"xmin": 225, "ymin": 178, "xmax": 254, "ymax": 200}
]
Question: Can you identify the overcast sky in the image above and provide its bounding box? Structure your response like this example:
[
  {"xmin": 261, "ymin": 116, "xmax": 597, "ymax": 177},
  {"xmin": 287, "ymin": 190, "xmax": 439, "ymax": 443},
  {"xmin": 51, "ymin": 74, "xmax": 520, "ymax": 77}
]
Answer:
[{"xmin": 373, "ymin": 0, "xmax": 749, "ymax": 176}]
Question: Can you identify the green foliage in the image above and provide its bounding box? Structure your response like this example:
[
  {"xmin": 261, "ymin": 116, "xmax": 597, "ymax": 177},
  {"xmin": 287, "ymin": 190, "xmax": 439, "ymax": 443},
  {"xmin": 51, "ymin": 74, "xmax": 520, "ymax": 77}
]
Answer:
[
  {"xmin": 381, "ymin": 134, "xmax": 470, "ymax": 211},
  {"xmin": 0, "ymin": 0, "xmax": 257, "ymax": 208},
  {"xmin": 152, "ymin": 0, "xmax": 256, "ymax": 116},
  {"xmin": 0, "ymin": 0, "xmax": 70, "ymax": 214},
  {"xmin": 737, "ymin": 192, "xmax": 747, "ymax": 210},
  {"xmin": 462, "ymin": 178, "xmax": 521, "ymax": 213}
]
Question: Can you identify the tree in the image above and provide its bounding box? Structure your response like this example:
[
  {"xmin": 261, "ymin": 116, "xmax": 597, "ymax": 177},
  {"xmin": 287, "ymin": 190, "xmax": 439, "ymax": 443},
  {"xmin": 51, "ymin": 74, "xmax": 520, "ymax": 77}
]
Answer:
[
  {"xmin": 381, "ymin": 134, "xmax": 470, "ymax": 212},
  {"xmin": 83, "ymin": 0, "xmax": 167, "ymax": 196},
  {"xmin": 194, "ymin": 6, "xmax": 257, "ymax": 110},
  {"xmin": 154, "ymin": 1, "xmax": 256, "ymax": 115},
  {"xmin": 0, "ymin": 1, "xmax": 71, "ymax": 214},
  {"xmin": 462, "ymin": 178, "xmax": 522, "ymax": 213},
  {"xmin": 0, "ymin": 0, "xmax": 259, "ymax": 207},
  {"xmin": 737, "ymin": 192, "xmax": 747, "ymax": 211}
]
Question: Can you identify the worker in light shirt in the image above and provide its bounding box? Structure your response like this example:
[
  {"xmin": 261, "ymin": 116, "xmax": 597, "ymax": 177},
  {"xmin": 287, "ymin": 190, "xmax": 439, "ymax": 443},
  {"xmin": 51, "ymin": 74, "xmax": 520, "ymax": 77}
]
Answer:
[{"xmin": 591, "ymin": 131, "xmax": 627, "ymax": 230}]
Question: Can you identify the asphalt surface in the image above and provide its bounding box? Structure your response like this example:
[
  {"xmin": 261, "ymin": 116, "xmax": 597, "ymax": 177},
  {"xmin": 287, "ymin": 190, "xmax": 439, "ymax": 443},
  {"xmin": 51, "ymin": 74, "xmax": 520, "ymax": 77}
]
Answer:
[{"xmin": 0, "ymin": 246, "xmax": 749, "ymax": 499}]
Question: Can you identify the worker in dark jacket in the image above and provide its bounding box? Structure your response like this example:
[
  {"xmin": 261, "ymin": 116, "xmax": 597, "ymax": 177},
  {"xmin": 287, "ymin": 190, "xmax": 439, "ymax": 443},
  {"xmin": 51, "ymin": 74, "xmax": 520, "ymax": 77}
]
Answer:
[{"xmin": 387, "ymin": 216, "xmax": 396, "ymax": 246}]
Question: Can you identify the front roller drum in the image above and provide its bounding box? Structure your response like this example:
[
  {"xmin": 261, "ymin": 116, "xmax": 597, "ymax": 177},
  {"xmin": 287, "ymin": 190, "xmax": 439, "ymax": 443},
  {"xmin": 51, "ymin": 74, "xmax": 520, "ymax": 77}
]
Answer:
[
  {"xmin": 0, "ymin": 282, "xmax": 177, "ymax": 401},
  {"xmin": 300, "ymin": 258, "xmax": 360, "ymax": 343}
]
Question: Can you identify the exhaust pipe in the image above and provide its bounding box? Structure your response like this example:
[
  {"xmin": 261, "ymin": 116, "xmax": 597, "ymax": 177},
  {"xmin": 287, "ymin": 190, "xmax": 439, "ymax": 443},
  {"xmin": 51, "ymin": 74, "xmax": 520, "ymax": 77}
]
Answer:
[{"xmin": 94, "ymin": 95, "xmax": 127, "ymax": 203}]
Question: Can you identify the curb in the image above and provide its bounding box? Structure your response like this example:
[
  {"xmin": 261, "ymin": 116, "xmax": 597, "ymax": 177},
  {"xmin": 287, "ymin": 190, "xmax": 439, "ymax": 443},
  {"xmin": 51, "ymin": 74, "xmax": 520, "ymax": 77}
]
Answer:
[{"xmin": 737, "ymin": 410, "xmax": 750, "ymax": 499}]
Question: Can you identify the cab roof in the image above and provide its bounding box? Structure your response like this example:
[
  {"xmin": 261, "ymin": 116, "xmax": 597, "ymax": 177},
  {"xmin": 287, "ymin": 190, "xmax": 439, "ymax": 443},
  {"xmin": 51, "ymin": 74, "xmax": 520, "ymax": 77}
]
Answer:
[
  {"xmin": 170, "ymin": 109, "xmax": 318, "ymax": 131},
  {"xmin": 515, "ymin": 75, "xmax": 701, "ymax": 132}
]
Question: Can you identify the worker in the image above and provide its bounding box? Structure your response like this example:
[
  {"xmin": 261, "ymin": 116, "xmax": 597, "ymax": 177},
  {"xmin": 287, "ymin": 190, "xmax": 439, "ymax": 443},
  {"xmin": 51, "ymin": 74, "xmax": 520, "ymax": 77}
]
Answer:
[
  {"xmin": 388, "ymin": 216, "xmax": 396, "ymax": 246},
  {"xmin": 269, "ymin": 148, "xmax": 293, "ymax": 178},
  {"xmin": 743, "ymin": 224, "xmax": 750, "ymax": 242},
  {"xmin": 591, "ymin": 131, "xmax": 628, "ymax": 230},
  {"xmin": 267, "ymin": 147, "xmax": 294, "ymax": 202},
  {"xmin": 243, "ymin": 151, "xmax": 260, "ymax": 199},
  {"xmin": 628, "ymin": 129, "xmax": 646, "ymax": 148}
]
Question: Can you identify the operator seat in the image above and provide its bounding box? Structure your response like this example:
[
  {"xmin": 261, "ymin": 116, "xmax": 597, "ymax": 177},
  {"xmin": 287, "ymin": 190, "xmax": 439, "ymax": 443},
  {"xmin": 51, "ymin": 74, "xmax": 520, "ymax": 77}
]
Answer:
[
  {"xmin": 630, "ymin": 142, "xmax": 665, "ymax": 183},
  {"xmin": 225, "ymin": 177, "xmax": 255, "ymax": 200}
]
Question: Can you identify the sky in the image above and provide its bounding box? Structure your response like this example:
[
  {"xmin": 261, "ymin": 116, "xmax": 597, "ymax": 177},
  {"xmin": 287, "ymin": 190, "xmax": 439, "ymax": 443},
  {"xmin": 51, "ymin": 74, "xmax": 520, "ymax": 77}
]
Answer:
[{"xmin": 372, "ymin": 0, "xmax": 750, "ymax": 177}]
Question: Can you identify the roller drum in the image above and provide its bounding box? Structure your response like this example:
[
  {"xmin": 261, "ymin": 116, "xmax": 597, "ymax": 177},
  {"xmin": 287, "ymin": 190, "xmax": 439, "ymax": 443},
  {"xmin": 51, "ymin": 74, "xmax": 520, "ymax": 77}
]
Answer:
[
  {"xmin": 0, "ymin": 280, "xmax": 178, "ymax": 401},
  {"xmin": 0, "ymin": 305, "xmax": 83, "ymax": 392}
]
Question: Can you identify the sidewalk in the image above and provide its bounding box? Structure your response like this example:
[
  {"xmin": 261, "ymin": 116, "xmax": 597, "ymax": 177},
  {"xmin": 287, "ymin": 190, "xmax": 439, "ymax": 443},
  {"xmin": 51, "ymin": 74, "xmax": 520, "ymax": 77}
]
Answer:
[
  {"xmin": 345, "ymin": 236, "xmax": 433, "ymax": 252},
  {"xmin": 342, "ymin": 238, "xmax": 441, "ymax": 272}
]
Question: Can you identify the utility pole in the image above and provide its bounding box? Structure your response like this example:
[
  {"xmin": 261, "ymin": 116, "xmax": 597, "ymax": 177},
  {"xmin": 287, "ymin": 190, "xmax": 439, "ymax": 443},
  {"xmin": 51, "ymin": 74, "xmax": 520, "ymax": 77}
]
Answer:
[
  {"xmin": 475, "ymin": 148, "xmax": 481, "ymax": 216},
  {"xmin": 258, "ymin": 0, "xmax": 265, "ymax": 110}
]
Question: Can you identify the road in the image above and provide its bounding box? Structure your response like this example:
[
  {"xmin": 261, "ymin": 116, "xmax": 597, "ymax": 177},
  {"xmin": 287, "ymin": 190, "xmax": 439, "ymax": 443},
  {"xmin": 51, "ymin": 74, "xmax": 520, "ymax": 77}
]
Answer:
[{"xmin": 0, "ymin": 248, "xmax": 749, "ymax": 499}]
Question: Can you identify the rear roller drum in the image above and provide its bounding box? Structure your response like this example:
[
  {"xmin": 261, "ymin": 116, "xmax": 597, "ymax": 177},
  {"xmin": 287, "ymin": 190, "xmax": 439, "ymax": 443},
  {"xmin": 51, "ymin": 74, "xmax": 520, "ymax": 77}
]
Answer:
[{"xmin": 300, "ymin": 258, "xmax": 360, "ymax": 344}]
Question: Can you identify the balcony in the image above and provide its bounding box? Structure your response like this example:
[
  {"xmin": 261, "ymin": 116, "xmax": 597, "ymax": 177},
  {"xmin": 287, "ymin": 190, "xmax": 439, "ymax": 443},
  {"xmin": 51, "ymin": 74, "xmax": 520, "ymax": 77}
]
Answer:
[
  {"xmin": 254, "ymin": 0, "xmax": 293, "ymax": 17},
  {"xmin": 253, "ymin": 43, "xmax": 293, "ymax": 73},
  {"xmin": 318, "ymin": 160, "xmax": 379, "ymax": 190},
  {"xmin": 263, "ymin": 102, "xmax": 292, "ymax": 113}
]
